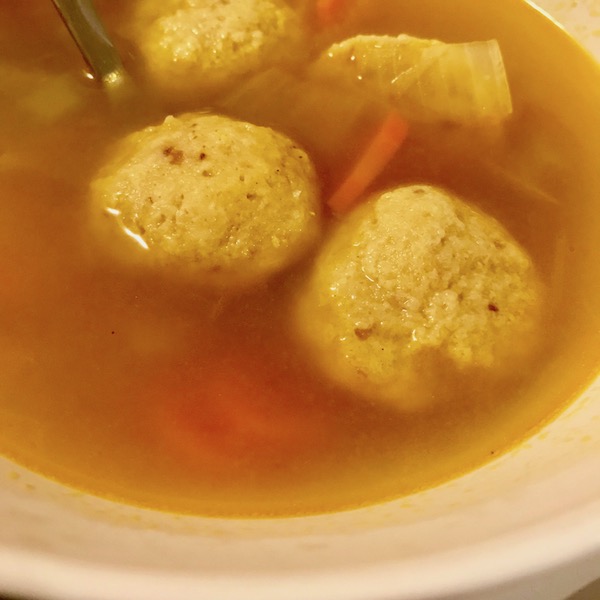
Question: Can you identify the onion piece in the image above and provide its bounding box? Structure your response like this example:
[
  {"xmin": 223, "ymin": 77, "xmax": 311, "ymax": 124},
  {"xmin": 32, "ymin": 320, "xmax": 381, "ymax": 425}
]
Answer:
[
  {"xmin": 414, "ymin": 39, "xmax": 513, "ymax": 122},
  {"xmin": 312, "ymin": 35, "xmax": 513, "ymax": 123},
  {"xmin": 0, "ymin": 62, "xmax": 84, "ymax": 123},
  {"xmin": 218, "ymin": 67, "xmax": 389, "ymax": 168}
]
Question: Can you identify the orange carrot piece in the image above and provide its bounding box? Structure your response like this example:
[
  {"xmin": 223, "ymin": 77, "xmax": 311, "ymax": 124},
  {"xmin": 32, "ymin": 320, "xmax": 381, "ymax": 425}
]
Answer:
[
  {"xmin": 149, "ymin": 355, "xmax": 333, "ymax": 474},
  {"xmin": 328, "ymin": 111, "xmax": 409, "ymax": 215},
  {"xmin": 315, "ymin": 0, "xmax": 354, "ymax": 28}
]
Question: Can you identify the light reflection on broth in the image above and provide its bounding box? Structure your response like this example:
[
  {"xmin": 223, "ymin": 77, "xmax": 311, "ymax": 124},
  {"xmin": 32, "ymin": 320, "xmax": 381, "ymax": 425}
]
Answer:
[{"xmin": 0, "ymin": 0, "xmax": 599, "ymax": 517}]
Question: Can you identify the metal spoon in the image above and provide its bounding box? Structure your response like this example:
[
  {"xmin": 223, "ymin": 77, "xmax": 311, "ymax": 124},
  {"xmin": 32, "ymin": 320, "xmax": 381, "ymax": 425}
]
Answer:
[{"xmin": 51, "ymin": 0, "xmax": 127, "ymax": 90}]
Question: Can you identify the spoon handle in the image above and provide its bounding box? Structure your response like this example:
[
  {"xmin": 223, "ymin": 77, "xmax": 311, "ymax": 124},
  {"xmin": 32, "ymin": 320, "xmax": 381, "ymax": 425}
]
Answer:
[{"xmin": 51, "ymin": 0, "xmax": 125, "ymax": 86}]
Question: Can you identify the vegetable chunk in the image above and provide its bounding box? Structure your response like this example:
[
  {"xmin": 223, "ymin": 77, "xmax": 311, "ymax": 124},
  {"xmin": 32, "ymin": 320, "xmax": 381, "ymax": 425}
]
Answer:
[
  {"xmin": 327, "ymin": 110, "xmax": 409, "ymax": 214},
  {"xmin": 149, "ymin": 354, "xmax": 333, "ymax": 474},
  {"xmin": 312, "ymin": 35, "xmax": 513, "ymax": 123},
  {"xmin": 218, "ymin": 67, "xmax": 390, "ymax": 170},
  {"xmin": 314, "ymin": 0, "xmax": 355, "ymax": 28},
  {"xmin": 0, "ymin": 63, "xmax": 84, "ymax": 123}
]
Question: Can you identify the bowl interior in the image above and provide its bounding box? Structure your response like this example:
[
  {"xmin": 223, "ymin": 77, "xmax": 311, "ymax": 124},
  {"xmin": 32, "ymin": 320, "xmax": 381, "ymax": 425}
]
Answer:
[{"xmin": 1, "ymin": 1, "xmax": 600, "ymax": 599}]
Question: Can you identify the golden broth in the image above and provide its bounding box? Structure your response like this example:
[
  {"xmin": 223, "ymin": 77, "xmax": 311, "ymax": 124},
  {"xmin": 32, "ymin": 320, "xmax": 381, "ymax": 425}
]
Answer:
[{"xmin": 0, "ymin": 0, "xmax": 600, "ymax": 517}]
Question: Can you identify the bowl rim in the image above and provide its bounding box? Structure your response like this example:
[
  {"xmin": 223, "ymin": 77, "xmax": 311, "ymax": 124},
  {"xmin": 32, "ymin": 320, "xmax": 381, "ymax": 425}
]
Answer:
[{"xmin": 1, "ymin": 497, "xmax": 599, "ymax": 600}]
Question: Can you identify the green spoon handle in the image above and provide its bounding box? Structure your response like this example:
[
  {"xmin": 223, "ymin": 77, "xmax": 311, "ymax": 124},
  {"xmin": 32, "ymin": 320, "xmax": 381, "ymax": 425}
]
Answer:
[{"xmin": 51, "ymin": 0, "xmax": 125, "ymax": 86}]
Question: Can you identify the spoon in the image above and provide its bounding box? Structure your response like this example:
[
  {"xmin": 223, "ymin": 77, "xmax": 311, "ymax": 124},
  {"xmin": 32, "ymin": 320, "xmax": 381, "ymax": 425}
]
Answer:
[{"xmin": 51, "ymin": 0, "xmax": 128, "ymax": 90}]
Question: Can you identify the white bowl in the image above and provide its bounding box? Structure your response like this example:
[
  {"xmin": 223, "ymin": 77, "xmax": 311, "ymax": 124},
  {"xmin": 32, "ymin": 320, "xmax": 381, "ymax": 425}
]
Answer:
[{"xmin": 1, "ymin": 2, "xmax": 599, "ymax": 599}]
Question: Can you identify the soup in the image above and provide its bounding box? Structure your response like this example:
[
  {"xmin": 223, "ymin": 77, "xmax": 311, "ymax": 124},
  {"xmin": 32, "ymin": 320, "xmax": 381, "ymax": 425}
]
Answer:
[{"xmin": 1, "ymin": 0, "xmax": 599, "ymax": 518}]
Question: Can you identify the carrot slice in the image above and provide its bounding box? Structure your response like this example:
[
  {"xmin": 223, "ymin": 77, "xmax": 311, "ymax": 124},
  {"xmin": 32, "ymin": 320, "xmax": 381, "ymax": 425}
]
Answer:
[
  {"xmin": 315, "ymin": 0, "xmax": 354, "ymax": 28},
  {"xmin": 149, "ymin": 354, "xmax": 332, "ymax": 475},
  {"xmin": 328, "ymin": 111, "xmax": 409, "ymax": 215}
]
